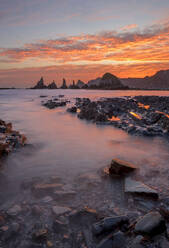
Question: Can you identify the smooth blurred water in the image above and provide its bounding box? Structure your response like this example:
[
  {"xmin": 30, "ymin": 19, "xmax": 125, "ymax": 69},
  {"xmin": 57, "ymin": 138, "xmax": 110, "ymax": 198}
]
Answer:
[{"xmin": 0, "ymin": 89, "xmax": 169, "ymax": 199}]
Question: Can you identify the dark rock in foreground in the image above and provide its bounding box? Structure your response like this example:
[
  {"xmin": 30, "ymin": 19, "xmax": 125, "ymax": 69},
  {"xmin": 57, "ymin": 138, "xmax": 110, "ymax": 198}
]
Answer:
[
  {"xmin": 134, "ymin": 211, "xmax": 166, "ymax": 236},
  {"xmin": 109, "ymin": 158, "xmax": 137, "ymax": 175},
  {"xmin": 67, "ymin": 95, "xmax": 169, "ymax": 137}
]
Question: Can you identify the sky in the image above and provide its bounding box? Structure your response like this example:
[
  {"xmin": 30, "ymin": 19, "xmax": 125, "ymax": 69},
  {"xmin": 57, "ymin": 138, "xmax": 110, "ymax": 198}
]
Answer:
[{"xmin": 0, "ymin": 0, "xmax": 169, "ymax": 87}]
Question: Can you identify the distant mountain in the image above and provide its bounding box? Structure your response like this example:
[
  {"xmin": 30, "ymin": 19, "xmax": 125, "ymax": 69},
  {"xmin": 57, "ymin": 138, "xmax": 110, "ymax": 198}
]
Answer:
[
  {"xmin": 87, "ymin": 73, "xmax": 128, "ymax": 89},
  {"xmin": 121, "ymin": 69, "xmax": 169, "ymax": 89}
]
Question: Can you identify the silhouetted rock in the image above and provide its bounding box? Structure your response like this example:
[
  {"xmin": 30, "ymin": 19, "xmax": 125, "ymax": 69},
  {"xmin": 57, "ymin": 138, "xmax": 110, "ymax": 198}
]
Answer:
[
  {"xmin": 61, "ymin": 78, "xmax": 67, "ymax": 89},
  {"xmin": 76, "ymin": 80, "xmax": 85, "ymax": 88},
  {"xmin": 121, "ymin": 69, "xmax": 169, "ymax": 89},
  {"xmin": 87, "ymin": 72, "xmax": 127, "ymax": 89},
  {"xmin": 47, "ymin": 81, "xmax": 57, "ymax": 89},
  {"xmin": 32, "ymin": 77, "xmax": 47, "ymax": 89}
]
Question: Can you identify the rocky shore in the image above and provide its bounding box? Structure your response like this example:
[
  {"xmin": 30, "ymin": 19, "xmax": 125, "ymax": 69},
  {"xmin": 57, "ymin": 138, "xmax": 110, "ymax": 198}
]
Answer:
[
  {"xmin": 0, "ymin": 158, "xmax": 169, "ymax": 247},
  {"xmin": 67, "ymin": 95, "xmax": 169, "ymax": 137},
  {"xmin": 0, "ymin": 119, "xmax": 26, "ymax": 161}
]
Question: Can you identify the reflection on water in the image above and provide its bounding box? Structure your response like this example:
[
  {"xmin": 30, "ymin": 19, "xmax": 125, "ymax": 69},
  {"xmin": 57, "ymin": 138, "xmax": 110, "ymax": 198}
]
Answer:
[{"xmin": 0, "ymin": 89, "xmax": 169, "ymax": 199}]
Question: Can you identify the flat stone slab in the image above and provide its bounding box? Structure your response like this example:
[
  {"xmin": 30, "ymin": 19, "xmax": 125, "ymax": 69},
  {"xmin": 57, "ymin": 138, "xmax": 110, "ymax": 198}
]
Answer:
[
  {"xmin": 109, "ymin": 158, "xmax": 137, "ymax": 175},
  {"xmin": 52, "ymin": 206, "xmax": 71, "ymax": 216},
  {"xmin": 125, "ymin": 177, "xmax": 158, "ymax": 198}
]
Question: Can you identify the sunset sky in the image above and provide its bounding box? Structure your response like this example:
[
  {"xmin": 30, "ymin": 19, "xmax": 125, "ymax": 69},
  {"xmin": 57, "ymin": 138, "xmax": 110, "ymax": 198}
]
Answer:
[{"xmin": 0, "ymin": 0, "xmax": 169, "ymax": 87}]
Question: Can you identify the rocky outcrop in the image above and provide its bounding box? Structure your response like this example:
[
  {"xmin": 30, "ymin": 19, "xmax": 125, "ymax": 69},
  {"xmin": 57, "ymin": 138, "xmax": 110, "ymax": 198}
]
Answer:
[
  {"xmin": 0, "ymin": 119, "xmax": 26, "ymax": 159},
  {"xmin": 121, "ymin": 69, "xmax": 169, "ymax": 89},
  {"xmin": 47, "ymin": 81, "xmax": 57, "ymax": 89},
  {"xmin": 32, "ymin": 77, "xmax": 47, "ymax": 89},
  {"xmin": 68, "ymin": 95, "xmax": 169, "ymax": 137},
  {"xmin": 76, "ymin": 80, "xmax": 85, "ymax": 88},
  {"xmin": 87, "ymin": 72, "xmax": 128, "ymax": 89},
  {"xmin": 60, "ymin": 78, "xmax": 67, "ymax": 89}
]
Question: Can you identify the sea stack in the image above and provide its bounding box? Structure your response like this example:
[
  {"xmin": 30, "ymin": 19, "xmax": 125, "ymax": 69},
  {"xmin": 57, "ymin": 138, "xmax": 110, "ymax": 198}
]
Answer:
[
  {"xmin": 48, "ymin": 81, "xmax": 57, "ymax": 89},
  {"xmin": 32, "ymin": 77, "xmax": 47, "ymax": 89},
  {"xmin": 61, "ymin": 78, "xmax": 67, "ymax": 89}
]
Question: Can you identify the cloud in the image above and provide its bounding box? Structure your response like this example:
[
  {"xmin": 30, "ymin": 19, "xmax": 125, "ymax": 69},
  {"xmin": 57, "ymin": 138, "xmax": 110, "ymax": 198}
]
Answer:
[{"xmin": 120, "ymin": 24, "xmax": 138, "ymax": 31}]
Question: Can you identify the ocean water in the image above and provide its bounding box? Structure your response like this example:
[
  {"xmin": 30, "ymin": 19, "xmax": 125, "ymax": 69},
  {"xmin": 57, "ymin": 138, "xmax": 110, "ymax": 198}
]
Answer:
[{"xmin": 0, "ymin": 89, "xmax": 169, "ymax": 203}]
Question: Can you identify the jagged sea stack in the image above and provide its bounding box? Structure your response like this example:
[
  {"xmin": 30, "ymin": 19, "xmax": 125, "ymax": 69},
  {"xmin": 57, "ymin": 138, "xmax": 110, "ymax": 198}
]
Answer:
[
  {"xmin": 61, "ymin": 78, "xmax": 67, "ymax": 89},
  {"xmin": 32, "ymin": 77, "xmax": 47, "ymax": 89},
  {"xmin": 48, "ymin": 81, "xmax": 57, "ymax": 89}
]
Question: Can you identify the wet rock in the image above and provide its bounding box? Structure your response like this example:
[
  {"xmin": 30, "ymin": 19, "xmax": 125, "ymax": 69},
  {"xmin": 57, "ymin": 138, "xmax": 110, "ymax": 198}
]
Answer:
[
  {"xmin": 67, "ymin": 106, "xmax": 77, "ymax": 113},
  {"xmin": 54, "ymin": 190, "xmax": 76, "ymax": 198},
  {"xmin": 32, "ymin": 182, "xmax": 63, "ymax": 196},
  {"xmin": 69, "ymin": 207, "xmax": 98, "ymax": 226},
  {"xmin": 135, "ymin": 211, "xmax": 166, "ymax": 236},
  {"xmin": 7, "ymin": 204, "xmax": 21, "ymax": 216},
  {"xmin": 32, "ymin": 228, "xmax": 48, "ymax": 242},
  {"xmin": 32, "ymin": 205, "xmax": 43, "ymax": 216},
  {"xmin": 160, "ymin": 204, "xmax": 169, "ymax": 221},
  {"xmin": 93, "ymin": 215, "xmax": 129, "ymax": 236},
  {"xmin": 40, "ymin": 95, "xmax": 48, "ymax": 98},
  {"xmin": 109, "ymin": 158, "xmax": 137, "ymax": 175},
  {"xmin": 125, "ymin": 177, "xmax": 158, "ymax": 198},
  {"xmin": 42, "ymin": 196, "xmax": 53, "ymax": 203},
  {"xmin": 52, "ymin": 206, "xmax": 71, "ymax": 216},
  {"xmin": 42, "ymin": 100, "xmax": 67, "ymax": 109},
  {"xmin": 0, "ymin": 222, "xmax": 20, "ymax": 241},
  {"xmin": 0, "ymin": 215, "xmax": 5, "ymax": 226},
  {"xmin": 97, "ymin": 231, "xmax": 126, "ymax": 248},
  {"xmin": 129, "ymin": 235, "xmax": 144, "ymax": 248},
  {"xmin": 53, "ymin": 219, "xmax": 67, "ymax": 233}
]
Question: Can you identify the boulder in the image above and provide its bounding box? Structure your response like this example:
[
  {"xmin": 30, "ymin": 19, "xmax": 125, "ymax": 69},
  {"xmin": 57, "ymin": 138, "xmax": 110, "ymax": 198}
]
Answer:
[
  {"xmin": 97, "ymin": 231, "xmax": 126, "ymax": 248},
  {"xmin": 52, "ymin": 206, "xmax": 71, "ymax": 216},
  {"xmin": 7, "ymin": 205, "xmax": 21, "ymax": 216},
  {"xmin": 135, "ymin": 211, "xmax": 166, "ymax": 236},
  {"xmin": 109, "ymin": 158, "xmax": 137, "ymax": 175},
  {"xmin": 125, "ymin": 177, "xmax": 158, "ymax": 198},
  {"xmin": 93, "ymin": 215, "xmax": 129, "ymax": 235}
]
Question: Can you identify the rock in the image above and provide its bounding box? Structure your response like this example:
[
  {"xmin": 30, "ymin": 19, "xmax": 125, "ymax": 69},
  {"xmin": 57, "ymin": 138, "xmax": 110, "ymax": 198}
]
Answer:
[
  {"xmin": 67, "ymin": 106, "xmax": 77, "ymax": 113},
  {"xmin": 32, "ymin": 183, "xmax": 63, "ymax": 196},
  {"xmin": 0, "ymin": 215, "xmax": 5, "ymax": 226},
  {"xmin": 32, "ymin": 77, "xmax": 47, "ymax": 89},
  {"xmin": 7, "ymin": 205, "xmax": 21, "ymax": 216},
  {"xmin": 97, "ymin": 231, "xmax": 126, "ymax": 248},
  {"xmin": 109, "ymin": 158, "xmax": 137, "ymax": 175},
  {"xmin": 129, "ymin": 235, "xmax": 144, "ymax": 248},
  {"xmin": 93, "ymin": 215, "xmax": 129, "ymax": 235},
  {"xmin": 0, "ymin": 222, "xmax": 20, "ymax": 241},
  {"xmin": 125, "ymin": 177, "xmax": 158, "ymax": 198},
  {"xmin": 160, "ymin": 236, "xmax": 169, "ymax": 248},
  {"xmin": 32, "ymin": 205, "xmax": 43, "ymax": 216},
  {"xmin": 135, "ymin": 211, "xmax": 166, "ymax": 236},
  {"xmin": 47, "ymin": 81, "xmax": 57, "ymax": 89},
  {"xmin": 40, "ymin": 95, "xmax": 48, "ymax": 98},
  {"xmin": 42, "ymin": 196, "xmax": 53, "ymax": 203},
  {"xmin": 42, "ymin": 100, "xmax": 67, "ymax": 109},
  {"xmin": 32, "ymin": 228, "xmax": 48, "ymax": 242},
  {"xmin": 53, "ymin": 219, "xmax": 67, "ymax": 233},
  {"xmin": 54, "ymin": 190, "xmax": 76, "ymax": 198},
  {"xmin": 160, "ymin": 204, "xmax": 169, "ymax": 221},
  {"xmin": 52, "ymin": 206, "xmax": 71, "ymax": 216}
]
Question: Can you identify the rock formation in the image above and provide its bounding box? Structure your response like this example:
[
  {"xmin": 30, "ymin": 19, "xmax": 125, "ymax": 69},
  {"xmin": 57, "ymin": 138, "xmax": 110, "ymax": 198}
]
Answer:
[
  {"xmin": 60, "ymin": 78, "xmax": 67, "ymax": 89},
  {"xmin": 121, "ymin": 69, "xmax": 169, "ymax": 89},
  {"xmin": 87, "ymin": 73, "xmax": 128, "ymax": 89},
  {"xmin": 32, "ymin": 77, "xmax": 47, "ymax": 89},
  {"xmin": 76, "ymin": 80, "xmax": 85, "ymax": 88},
  {"xmin": 47, "ymin": 81, "xmax": 57, "ymax": 89}
]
